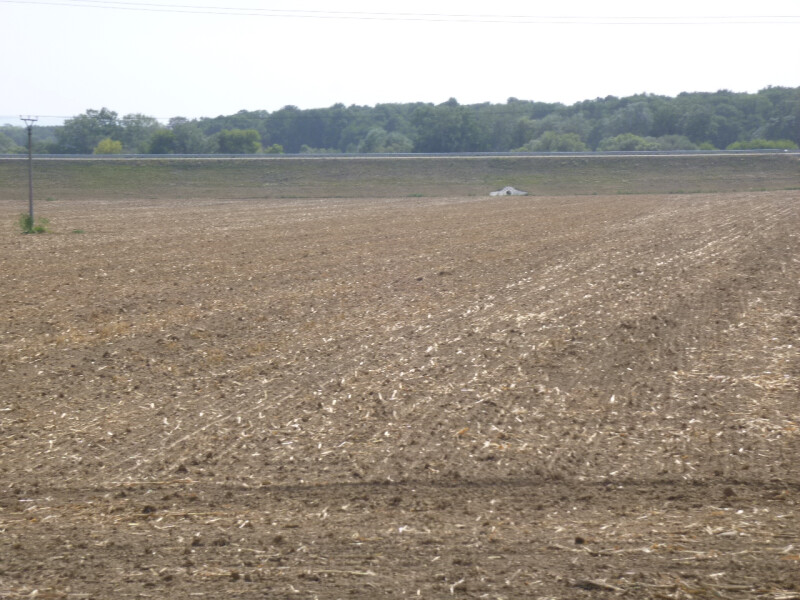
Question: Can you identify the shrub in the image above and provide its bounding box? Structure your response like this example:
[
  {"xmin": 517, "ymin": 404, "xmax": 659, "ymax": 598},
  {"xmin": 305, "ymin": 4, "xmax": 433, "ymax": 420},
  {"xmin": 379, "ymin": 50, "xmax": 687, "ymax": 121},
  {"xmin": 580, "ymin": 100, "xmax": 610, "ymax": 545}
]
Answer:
[
  {"xmin": 93, "ymin": 137, "xmax": 123, "ymax": 154},
  {"xmin": 726, "ymin": 139, "xmax": 798, "ymax": 150},
  {"xmin": 517, "ymin": 131, "xmax": 588, "ymax": 152},
  {"xmin": 18, "ymin": 213, "xmax": 49, "ymax": 234},
  {"xmin": 216, "ymin": 129, "xmax": 262, "ymax": 154},
  {"xmin": 299, "ymin": 145, "xmax": 341, "ymax": 154},
  {"xmin": 264, "ymin": 143, "xmax": 284, "ymax": 154},
  {"xmin": 598, "ymin": 133, "xmax": 659, "ymax": 151},
  {"xmin": 652, "ymin": 135, "xmax": 697, "ymax": 150}
]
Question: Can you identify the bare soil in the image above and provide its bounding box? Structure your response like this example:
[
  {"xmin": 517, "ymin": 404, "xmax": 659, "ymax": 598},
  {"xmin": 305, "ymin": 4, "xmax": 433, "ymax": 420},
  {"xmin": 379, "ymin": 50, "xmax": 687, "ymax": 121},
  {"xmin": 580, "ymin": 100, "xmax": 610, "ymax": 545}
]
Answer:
[{"xmin": 1, "ymin": 191, "xmax": 799, "ymax": 599}]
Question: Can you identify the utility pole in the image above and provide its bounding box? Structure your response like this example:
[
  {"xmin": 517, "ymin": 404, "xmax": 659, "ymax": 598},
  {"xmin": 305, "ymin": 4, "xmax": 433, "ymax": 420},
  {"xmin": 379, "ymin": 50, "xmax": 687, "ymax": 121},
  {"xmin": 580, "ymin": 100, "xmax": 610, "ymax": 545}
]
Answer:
[{"xmin": 21, "ymin": 116, "xmax": 38, "ymax": 223}]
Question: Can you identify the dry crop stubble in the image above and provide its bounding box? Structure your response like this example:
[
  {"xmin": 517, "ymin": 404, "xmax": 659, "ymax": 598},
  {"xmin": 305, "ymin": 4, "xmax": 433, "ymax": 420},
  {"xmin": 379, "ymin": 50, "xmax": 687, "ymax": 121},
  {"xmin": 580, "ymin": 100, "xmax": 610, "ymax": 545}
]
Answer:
[{"xmin": 0, "ymin": 190, "xmax": 798, "ymax": 598}]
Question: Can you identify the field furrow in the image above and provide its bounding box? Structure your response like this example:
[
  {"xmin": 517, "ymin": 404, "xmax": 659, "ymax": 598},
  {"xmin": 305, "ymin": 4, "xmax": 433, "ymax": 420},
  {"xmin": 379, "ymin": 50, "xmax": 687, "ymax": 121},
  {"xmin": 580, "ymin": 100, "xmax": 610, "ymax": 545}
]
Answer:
[{"xmin": 1, "ymin": 189, "xmax": 798, "ymax": 599}]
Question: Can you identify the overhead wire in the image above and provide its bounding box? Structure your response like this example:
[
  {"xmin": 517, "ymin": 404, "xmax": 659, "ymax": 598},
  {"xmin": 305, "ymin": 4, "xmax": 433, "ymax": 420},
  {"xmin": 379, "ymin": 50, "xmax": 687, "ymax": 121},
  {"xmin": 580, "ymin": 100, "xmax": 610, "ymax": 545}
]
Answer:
[{"xmin": 1, "ymin": 0, "xmax": 799, "ymax": 24}]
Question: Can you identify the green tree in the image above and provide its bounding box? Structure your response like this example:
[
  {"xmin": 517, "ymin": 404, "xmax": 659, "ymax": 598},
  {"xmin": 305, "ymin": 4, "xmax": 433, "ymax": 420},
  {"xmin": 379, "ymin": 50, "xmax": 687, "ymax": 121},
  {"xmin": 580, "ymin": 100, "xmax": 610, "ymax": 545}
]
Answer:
[
  {"xmin": 412, "ymin": 99, "xmax": 483, "ymax": 153},
  {"xmin": 2, "ymin": 124, "xmax": 60, "ymax": 153},
  {"xmin": 651, "ymin": 135, "xmax": 697, "ymax": 150},
  {"xmin": 0, "ymin": 131, "xmax": 24, "ymax": 153},
  {"xmin": 357, "ymin": 127, "xmax": 387, "ymax": 153},
  {"xmin": 518, "ymin": 131, "xmax": 588, "ymax": 152},
  {"xmin": 726, "ymin": 139, "xmax": 798, "ymax": 150},
  {"xmin": 383, "ymin": 131, "xmax": 414, "ymax": 153},
  {"xmin": 298, "ymin": 145, "xmax": 340, "ymax": 154},
  {"xmin": 119, "ymin": 113, "xmax": 161, "ymax": 152},
  {"xmin": 755, "ymin": 86, "xmax": 800, "ymax": 143},
  {"xmin": 40, "ymin": 85, "xmax": 800, "ymax": 155},
  {"xmin": 148, "ymin": 129, "xmax": 177, "ymax": 154},
  {"xmin": 650, "ymin": 100, "xmax": 682, "ymax": 136},
  {"xmin": 93, "ymin": 137, "xmax": 123, "ymax": 154},
  {"xmin": 605, "ymin": 102, "xmax": 654, "ymax": 137},
  {"xmin": 264, "ymin": 105, "xmax": 302, "ymax": 152},
  {"xmin": 263, "ymin": 143, "xmax": 284, "ymax": 154},
  {"xmin": 357, "ymin": 127, "xmax": 413, "ymax": 153},
  {"xmin": 513, "ymin": 117, "xmax": 539, "ymax": 149},
  {"xmin": 56, "ymin": 108, "xmax": 120, "ymax": 153},
  {"xmin": 216, "ymin": 129, "xmax": 262, "ymax": 153},
  {"xmin": 169, "ymin": 117, "xmax": 216, "ymax": 153},
  {"xmin": 598, "ymin": 133, "xmax": 659, "ymax": 151},
  {"xmin": 680, "ymin": 105, "xmax": 715, "ymax": 143}
]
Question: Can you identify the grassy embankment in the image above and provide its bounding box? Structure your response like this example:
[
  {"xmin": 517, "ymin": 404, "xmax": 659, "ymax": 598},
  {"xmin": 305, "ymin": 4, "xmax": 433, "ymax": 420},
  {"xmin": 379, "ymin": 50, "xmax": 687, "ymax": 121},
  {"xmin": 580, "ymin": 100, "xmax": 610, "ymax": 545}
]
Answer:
[{"xmin": 0, "ymin": 153, "xmax": 798, "ymax": 202}]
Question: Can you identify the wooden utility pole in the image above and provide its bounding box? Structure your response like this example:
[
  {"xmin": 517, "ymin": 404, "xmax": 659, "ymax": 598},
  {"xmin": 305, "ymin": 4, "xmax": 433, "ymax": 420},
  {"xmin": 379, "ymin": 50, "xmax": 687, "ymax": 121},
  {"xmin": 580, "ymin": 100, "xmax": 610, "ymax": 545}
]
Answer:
[{"xmin": 21, "ymin": 116, "xmax": 38, "ymax": 223}]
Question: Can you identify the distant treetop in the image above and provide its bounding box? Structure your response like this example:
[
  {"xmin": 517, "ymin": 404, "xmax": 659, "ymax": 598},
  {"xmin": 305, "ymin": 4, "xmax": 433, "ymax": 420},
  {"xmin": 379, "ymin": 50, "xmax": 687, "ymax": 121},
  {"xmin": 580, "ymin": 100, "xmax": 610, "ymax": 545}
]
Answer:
[{"xmin": 4, "ymin": 86, "xmax": 797, "ymax": 155}]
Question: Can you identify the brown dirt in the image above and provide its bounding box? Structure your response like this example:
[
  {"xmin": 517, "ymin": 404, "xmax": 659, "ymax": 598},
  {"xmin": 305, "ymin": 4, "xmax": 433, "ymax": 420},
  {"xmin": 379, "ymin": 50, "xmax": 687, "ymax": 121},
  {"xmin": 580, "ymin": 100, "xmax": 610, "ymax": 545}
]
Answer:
[{"xmin": 1, "ymin": 191, "xmax": 799, "ymax": 599}]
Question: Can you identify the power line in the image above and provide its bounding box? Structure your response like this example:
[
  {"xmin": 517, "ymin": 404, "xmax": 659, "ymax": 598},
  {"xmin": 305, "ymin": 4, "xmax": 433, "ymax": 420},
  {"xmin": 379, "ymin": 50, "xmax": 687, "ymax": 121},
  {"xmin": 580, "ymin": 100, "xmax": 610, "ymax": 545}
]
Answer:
[
  {"xmin": 1, "ymin": 0, "xmax": 799, "ymax": 24},
  {"xmin": 1, "ymin": 114, "xmax": 88, "ymax": 120}
]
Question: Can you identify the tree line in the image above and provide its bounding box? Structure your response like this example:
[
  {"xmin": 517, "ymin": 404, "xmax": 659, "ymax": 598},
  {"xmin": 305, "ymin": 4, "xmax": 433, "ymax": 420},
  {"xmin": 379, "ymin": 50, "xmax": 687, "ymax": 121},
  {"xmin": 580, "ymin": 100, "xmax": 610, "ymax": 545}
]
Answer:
[{"xmin": 2, "ymin": 86, "xmax": 798, "ymax": 155}]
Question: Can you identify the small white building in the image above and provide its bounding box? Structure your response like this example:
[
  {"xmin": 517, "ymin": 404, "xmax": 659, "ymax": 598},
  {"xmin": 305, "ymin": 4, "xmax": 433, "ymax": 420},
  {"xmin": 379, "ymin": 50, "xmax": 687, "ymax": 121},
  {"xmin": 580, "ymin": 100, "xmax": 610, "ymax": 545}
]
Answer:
[{"xmin": 490, "ymin": 186, "xmax": 528, "ymax": 196}]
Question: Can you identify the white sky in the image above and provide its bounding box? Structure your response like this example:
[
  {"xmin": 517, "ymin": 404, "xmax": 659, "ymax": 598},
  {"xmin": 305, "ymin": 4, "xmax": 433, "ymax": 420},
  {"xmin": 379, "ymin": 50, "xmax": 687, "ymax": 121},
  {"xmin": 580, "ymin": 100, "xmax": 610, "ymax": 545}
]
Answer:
[{"xmin": 2, "ymin": 0, "xmax": 799, "ymax": 125}]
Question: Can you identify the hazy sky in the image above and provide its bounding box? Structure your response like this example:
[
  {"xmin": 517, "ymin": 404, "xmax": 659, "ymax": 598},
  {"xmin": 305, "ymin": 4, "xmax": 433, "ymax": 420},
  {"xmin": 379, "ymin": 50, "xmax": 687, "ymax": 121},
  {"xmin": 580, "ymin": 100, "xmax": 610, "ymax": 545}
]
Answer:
[{"xmin": 2, "ymin": 0, "xmax": 799, "ymax": 125}]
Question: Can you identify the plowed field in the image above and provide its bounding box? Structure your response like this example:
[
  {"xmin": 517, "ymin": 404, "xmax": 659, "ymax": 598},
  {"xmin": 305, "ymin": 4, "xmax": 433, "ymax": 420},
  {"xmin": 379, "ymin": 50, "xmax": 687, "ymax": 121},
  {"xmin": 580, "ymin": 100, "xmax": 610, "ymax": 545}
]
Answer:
[{"xmin": 1, "ymin": 190, "xmax": 799, "ymax": 598}]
